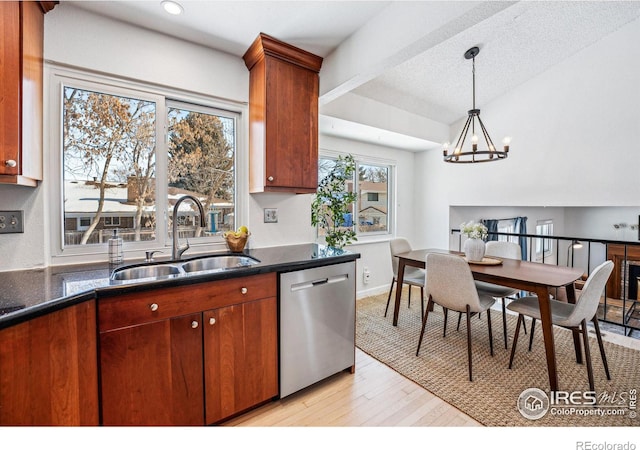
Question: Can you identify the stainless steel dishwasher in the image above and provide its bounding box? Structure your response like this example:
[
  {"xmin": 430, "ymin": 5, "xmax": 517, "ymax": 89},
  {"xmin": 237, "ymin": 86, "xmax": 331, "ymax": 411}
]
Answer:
[{"xmin": 280, "ymin": 261, "xmax": 356, "ymax": 398}]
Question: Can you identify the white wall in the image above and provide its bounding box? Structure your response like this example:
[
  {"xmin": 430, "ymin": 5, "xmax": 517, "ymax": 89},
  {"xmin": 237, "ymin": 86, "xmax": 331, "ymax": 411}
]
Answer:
[{"xmin": 417, "ymin": 16, "xmax": 640, "ymax": 250}]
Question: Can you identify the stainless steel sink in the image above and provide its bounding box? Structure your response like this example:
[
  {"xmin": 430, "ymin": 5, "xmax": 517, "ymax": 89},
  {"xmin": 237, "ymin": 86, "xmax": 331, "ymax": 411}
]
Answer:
[
  {"xmin": 181, "ymin": 255, "xmax": 259, "ymax": 274},
  {"xmin": 110, "ymin": 255, "xmax": 260, "ymax": 282},
  {"xmin": 111, "ymin": 264, "xmax": 183, "ymax": 282}
]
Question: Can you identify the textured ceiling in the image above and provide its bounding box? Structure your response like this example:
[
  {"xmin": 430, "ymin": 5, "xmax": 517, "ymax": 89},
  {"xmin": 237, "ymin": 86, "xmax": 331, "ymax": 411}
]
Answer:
[
  {"xmin": 64, "ymin": 1, "xmax": 640, "ymax": 148},
  {"xmin": 353, "ymin": 1, "xmax": 640, "ymax": 124}
]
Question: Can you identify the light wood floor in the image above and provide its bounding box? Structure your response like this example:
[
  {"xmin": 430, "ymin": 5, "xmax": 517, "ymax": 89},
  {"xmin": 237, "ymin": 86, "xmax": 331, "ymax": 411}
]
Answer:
[{"xmin": 224, "ymin": 348, "xmax": 481, "ymax": 427}]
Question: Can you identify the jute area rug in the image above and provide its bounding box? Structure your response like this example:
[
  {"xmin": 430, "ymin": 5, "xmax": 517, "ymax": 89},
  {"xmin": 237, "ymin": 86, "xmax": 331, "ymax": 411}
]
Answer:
[{"xmin": 356, "ymin": 289, "xmax": 640, "ymax": 427}]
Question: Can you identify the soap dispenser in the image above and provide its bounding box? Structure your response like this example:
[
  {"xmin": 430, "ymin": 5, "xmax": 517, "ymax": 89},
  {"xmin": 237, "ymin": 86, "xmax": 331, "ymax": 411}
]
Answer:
[{"xmin": 108, "ymin": 229, "xmax": 123, "ymax": 264}]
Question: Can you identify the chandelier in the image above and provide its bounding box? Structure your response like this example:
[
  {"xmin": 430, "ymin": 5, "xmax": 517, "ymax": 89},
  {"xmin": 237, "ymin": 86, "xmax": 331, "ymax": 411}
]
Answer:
[{"xmin": 443, "ymin": 47, "xmax": 510, "ymax": 163}]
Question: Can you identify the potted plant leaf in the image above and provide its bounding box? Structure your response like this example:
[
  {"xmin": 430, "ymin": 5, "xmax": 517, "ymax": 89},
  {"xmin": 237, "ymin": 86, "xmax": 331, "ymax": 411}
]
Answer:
[{"xmin": 311, "ymin": 154, "xmax": 357, "ymax": 249}]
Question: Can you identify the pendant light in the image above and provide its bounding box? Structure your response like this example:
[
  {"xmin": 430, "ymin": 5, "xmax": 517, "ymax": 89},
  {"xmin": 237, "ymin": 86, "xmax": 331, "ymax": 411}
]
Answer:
[{"xmin": 443, "ymin": 47, "xmax": 510, "ymax": 163}]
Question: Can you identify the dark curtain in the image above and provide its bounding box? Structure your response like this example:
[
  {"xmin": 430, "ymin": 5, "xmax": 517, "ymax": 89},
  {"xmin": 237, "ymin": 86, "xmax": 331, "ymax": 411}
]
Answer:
[
  {"xmin": 513, "ymin": 216, "xmax": 528, "ymax": 260},
  {"xmin": 481, "ymin": 219, "xmax": 499, "ymax": 242}
]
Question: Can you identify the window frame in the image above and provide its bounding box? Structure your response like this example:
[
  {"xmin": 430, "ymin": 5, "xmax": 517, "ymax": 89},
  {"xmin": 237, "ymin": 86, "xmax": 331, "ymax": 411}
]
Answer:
[
  {"xmin": 318, "ymin": 151, "xmax": 395, "ymax": 241},
  {"xmin": 535, "ymin": 219, "xmax": 554, "ymax": 261},
  {"xmin": 46, "ymin": 66, "xmax": 248, "ymax": 264}
]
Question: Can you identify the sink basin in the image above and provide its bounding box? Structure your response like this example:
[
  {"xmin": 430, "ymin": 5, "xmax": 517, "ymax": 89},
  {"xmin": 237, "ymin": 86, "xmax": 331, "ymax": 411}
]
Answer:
[
  {"xmin": 181, "ymin": 255, "xmax": 259, "ymax": 273},
  {"xmin": 110, "ymin": 255, "xmax": 260, "ymax": 282},
  {"xmin": 111, "ymin": 264, "xmax": 183, "ymax": 281}
]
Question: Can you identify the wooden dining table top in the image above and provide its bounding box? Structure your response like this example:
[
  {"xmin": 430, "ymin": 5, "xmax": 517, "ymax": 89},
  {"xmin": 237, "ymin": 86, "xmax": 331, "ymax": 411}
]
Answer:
[{"xmin": 396, "ymin": 248, "xmax": 584, "ymax": 288}]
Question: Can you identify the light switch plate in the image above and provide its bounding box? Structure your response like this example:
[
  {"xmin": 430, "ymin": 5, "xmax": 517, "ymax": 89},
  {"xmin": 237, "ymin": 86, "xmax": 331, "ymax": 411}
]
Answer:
[{"xmin": 0, "ymin": 210, "xmax": 24, "ymax": 234}]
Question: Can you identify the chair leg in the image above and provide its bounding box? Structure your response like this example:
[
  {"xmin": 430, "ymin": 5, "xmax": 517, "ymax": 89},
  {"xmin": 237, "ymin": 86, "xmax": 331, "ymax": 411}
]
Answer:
[
  {"xmin": 420, "ymin": 287, "xmax": 425, "ymax": 319},
  {"xmin": 408, "ymin": 285, "xmax": 412, "ymax": 308},
  {"xmin": 580, "ymin": 319, "xmax": 595, "ymax": 392},
  {"xmin": 501, "ymin": 298, "xmax": 508, "ymax": 349},
  {"xmin": 443, "ymin": 307, "xmax": 449, "ymax": 338},
  {"xmin": 384, "ymin": 278, "xmax": 396, "ymax": 317},
  {"xmin": 466, "ymin": 305, "xmax": 473, "ymax": 382},
  {"xmin": 456, "ymin": 312, "xmax": 462, "ymax": 331},
  {"xmin": 592, "ymin": 316, "xmax": 611, "ymax": 380},
  {"xmin": 416, "ymin": 297, "xmax": 433, "ymax": 356},
  {"xmin": 508, "ymin": 314, "xmax": 524, "ymax": 369},
  {"xmin": 528, "ymin": 318, "xmax": 536, "ymax": 352},
  {"xmin": 486, "ymin": 308, "xmax": 494, "ymax": 357}
]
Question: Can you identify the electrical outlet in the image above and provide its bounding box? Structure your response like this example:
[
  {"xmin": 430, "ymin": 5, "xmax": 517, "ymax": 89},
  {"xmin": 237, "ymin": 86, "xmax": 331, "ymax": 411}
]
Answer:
[
  {"xmin": 363, "ymin": 267, "xmax": 371, "ymax": 284},
  {"xmin": 0, "ymin": 210, "xmax": 24, "ymax": 234}
]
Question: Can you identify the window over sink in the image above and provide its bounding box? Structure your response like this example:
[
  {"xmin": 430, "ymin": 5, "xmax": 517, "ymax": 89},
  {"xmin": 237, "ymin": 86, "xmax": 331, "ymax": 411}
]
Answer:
[{"xmin": 49, "ymin": 68, "xmax": 246, "ymax": 260}]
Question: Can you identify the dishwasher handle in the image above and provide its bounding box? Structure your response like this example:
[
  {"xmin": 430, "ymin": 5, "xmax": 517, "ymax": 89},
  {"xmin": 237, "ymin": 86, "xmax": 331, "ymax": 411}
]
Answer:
[{"xmin": 290, "ymin": 274, "xmax": 348, "ymax": 292}]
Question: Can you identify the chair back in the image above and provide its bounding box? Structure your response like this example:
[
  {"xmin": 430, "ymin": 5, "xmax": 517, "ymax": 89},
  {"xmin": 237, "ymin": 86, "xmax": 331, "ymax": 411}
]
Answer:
[
  {"xmin": 390, "ymin": 238, "xmax": 412, "ymax": 277},
  {"xmin": 485, "ymin": 241, "xmax": 521, "ymax": 260},
  {"xmin": 425, "ymin": 252, "xmax": 484, "ymax": 313},
  {"xmin": 564, "ymin": 260, "xmax": 614, "ymax": 327}
]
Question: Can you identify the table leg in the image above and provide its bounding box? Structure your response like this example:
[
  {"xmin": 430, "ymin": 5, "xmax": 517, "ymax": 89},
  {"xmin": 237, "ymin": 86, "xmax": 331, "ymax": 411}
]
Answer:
[
  {"xmin": 565, "ymin": 283, "xmax": 583, "ymax": 364},
  {"xmin": 535, "ymin": 285, "xmax": 558, "ymax": 392},
  {"xmin": 392, "ymin": 260, "xmax": 406, "ymax": 326}
]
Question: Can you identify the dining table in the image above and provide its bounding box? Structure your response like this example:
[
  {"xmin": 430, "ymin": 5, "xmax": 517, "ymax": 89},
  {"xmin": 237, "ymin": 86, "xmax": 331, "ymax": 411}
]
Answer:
[{"xmin": 392, "ymin": 248, "xmax": 585, "ymax": 392}]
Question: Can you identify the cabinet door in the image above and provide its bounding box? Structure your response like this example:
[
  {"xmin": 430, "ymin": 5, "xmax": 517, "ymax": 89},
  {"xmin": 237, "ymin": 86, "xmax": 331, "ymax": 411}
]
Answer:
[
  {"xmin": 204, "ymin": 297, "xmax": 278, "ymax": 424},
  {"xmin": 0, "ymin": 2, "xmax": 21, "ymax": 177},
  {"xmin": 264, "ymin": 57, "xmax": 318, "ymax": 193},
  {"xmin": 100, "ymin": 313, "xmax": 204, "ymax": 426},
  {"xmin": 0, "ymin": 302, "xmax": 99, "ymax": 426}
]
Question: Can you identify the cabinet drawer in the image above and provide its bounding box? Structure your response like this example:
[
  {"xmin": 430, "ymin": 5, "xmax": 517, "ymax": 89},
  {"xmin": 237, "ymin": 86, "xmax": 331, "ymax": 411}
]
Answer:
[{"xmin": 99, "ymin": 272, "xmax": 276, "ymax": 331}]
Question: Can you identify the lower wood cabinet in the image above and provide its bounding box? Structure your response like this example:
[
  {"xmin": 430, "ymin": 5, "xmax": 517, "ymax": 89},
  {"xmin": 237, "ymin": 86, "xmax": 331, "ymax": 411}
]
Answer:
[
  {"xmin": 0, "ymin": 301, "xmax": 99, "ymax": 425},
  {"xmin": 204, "ymin": 297, "xmax": 278, "ymax": 424},
  {"xmin": 99, "ymin": 312, "xmax": 204, "ymax": 426},
  {"xmin": 98, "ymin": 273, "xmax": 278, "ymax": 425}
]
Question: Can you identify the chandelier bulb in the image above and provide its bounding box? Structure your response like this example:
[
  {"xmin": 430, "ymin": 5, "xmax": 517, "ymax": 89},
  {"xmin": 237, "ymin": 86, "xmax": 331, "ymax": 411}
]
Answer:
[{"xmin": 502, "ymin": 136, "xmax": 511, "ymax": 152}]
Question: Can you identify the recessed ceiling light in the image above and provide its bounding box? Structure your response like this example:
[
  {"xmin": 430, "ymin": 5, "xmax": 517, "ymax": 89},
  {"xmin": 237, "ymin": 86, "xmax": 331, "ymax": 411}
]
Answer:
[{"xmin": 161, "ymin": 1, "xmax": 183, "ymax": 15}]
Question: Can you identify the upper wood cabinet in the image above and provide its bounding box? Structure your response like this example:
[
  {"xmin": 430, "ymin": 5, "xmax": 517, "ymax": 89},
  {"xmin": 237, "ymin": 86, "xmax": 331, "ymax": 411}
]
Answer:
[
  {"xmin": 0, "ymin": 2, "xmax": 56, "ymax": 187},
  {"xmin": 243, "ymin": 33, "xmax": 323, "ymax": 194}
]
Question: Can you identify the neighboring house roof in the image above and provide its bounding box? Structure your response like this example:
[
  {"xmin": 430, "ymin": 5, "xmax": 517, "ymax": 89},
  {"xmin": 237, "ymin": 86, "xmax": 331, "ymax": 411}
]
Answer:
[
  {"xmin": 64, "ymin": 180, "xmax": 232, "ymax": 215},
  {"xmin": 359, "ymin": 206, "xmax": 387, "ymax": 215}
]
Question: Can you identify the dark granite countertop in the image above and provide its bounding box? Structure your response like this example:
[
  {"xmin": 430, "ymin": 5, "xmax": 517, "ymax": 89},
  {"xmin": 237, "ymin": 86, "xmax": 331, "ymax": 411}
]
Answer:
[{"xmin": 0, "ymin": 243, "xmax": 360, "ymax": 330}]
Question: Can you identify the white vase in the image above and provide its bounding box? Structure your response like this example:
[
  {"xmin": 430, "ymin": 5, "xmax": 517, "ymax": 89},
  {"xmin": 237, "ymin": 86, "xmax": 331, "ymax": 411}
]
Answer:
[{"xmin": 464, "ymin": 238, "xmax": 485, "ymax": 262}]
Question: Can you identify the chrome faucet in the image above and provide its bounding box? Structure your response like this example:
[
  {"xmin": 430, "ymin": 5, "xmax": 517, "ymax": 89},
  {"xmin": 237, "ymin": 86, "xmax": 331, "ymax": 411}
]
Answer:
[{"xmin": 172, "ymin": 195, "xmax": 206, "ymax": 260}]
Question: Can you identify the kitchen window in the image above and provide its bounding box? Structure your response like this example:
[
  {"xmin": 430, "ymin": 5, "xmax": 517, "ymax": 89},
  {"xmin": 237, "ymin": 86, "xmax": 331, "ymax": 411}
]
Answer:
[
  {"xmin": 318, "ymin": 155, "xmax": 393, "ymax": 239},
  {"xmin": 49, "ymin": 69, "xmax": 245, "ymax": 260}
]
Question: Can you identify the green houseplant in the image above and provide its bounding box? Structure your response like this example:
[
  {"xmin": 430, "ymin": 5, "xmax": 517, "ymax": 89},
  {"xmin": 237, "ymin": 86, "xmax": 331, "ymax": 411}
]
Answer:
[{"xmin": 311, "ymin": 154, "xmax": 357, "ymax": 249}]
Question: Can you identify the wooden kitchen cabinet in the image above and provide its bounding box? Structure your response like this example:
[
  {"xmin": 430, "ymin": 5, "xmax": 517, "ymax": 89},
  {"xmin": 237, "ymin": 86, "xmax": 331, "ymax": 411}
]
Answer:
[
  {"xmin": 0, "ymin": 301, "xmax": 99, "ymax": 426},
  {"xmin": 97, "ymin": 273, "xmax": 278, "ymax": 425},
  {"xmin": 204, "ymin": 297, "xmax": 278, "ymax": 424},
  {"xmin": 99, "ymin": 312, "xmax": 204, "ymax": 426},
  {"xmin": 243, "ymin": 33, "xmax": 323, "ymax": 194},
  {"xmin": 0, "ymin": 1, "xmax": 56, "ymax": 187}
]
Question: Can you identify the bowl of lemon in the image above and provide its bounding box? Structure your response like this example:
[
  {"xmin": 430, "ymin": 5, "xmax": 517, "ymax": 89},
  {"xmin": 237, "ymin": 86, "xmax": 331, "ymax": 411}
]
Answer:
[{"xmin": 223, "ymin": 226, "xmax": 250, "ymax": 252}]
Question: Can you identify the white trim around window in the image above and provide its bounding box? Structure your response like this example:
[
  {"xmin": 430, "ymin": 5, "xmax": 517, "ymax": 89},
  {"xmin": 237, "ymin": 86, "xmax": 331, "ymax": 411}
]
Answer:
[{"xmin": 45, "ymin": 64, "xmax": 249, "ymax": 265}]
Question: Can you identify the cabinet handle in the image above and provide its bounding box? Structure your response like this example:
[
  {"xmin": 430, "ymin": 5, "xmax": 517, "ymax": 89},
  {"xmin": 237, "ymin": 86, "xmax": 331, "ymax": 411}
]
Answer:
[
  {"xmin": 241, "ymin": 287, "xmax": 248, "ymax": 295},
  {"xmin": 149, "ymin": 303, "xmax": 159, "ymax": 312},
  {"xmin": 5, "ymin": 160, "xmax": 17, "ymax": 168},
  {"xmin": 267, "ymin": 176, "xmax": 274, "ymax": 182},
  {"xmin": 191, "ymin": 321, "xmax": 199, "ymax": 329},
  {"xmin": 209, "ymin": 317, "xmax": 216, "ymax": 325}
]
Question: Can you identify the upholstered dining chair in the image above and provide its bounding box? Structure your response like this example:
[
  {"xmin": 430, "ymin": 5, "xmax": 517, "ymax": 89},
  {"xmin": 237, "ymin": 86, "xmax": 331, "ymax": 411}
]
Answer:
[
  {"xmin": 474, "ymin": 241, "xmax": 524, "ymax": 349},
  {"xmin": 507, "ymin": 260, "xmax": 614, "ymax": 392},
  {"xmin": 416, "ymin": 252, "xmax": 496, "ymax": 381},
  {"xmin": 385, "ymin": 237, "xmax": 425, "ymax": 319}
]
